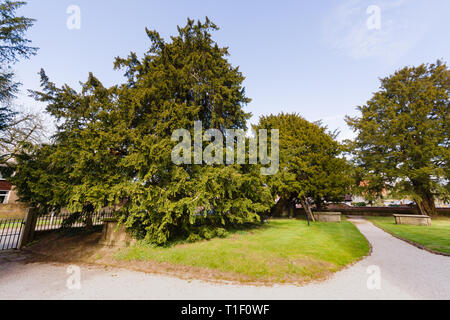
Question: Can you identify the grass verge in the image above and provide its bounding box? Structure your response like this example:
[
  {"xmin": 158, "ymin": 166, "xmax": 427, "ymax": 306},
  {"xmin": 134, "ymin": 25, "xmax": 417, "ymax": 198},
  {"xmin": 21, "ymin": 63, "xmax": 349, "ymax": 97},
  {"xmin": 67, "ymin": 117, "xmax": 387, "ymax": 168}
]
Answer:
[
  {"xmin": 367, "ymin": 216, "xmax": 450, "ymax": 255},
  {"xmin": 115, "ymin": 218, "xmax": 370, "ymax": 284}
]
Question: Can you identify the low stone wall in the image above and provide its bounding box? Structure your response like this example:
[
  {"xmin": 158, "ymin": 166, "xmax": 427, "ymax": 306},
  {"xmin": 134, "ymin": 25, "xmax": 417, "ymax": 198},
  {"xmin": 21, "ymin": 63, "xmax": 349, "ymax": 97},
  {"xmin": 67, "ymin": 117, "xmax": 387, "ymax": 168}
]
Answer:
[
  {"xmin": 294, "ymin": 207, "xmax": 450, "ymax": 217},
  {"xmin": 313, "ymin": 212, "xmax": 341, "ymax": 222},
  {"xmin": 393, "ymin": 214, "xmax": 431, "ymax": 226},
  {"xmin": 99, "ymin": 218, "xmax": 136, "ymax": 247},
  {"xmin": 0, "ymin": 203, "xmax": 28, "ymax": 219}
]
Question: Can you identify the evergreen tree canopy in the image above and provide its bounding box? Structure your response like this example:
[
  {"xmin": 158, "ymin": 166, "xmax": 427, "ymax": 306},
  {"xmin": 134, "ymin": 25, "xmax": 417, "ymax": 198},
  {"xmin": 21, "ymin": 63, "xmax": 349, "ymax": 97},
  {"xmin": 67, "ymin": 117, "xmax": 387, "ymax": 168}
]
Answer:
[
  {"xmin": 0, "ymin": 0, "xmax": 37, "ymax": 130},
  {"xmin": 257, "ymin": 113, "xmax": 352, "ymax": 218},
  {"xmin": 12, "ymin": 18, "xmax": 272, "ymax": 244},
  {"xmin": 346, "ymin": 61, "xmax": 449, "ymax": 216}
]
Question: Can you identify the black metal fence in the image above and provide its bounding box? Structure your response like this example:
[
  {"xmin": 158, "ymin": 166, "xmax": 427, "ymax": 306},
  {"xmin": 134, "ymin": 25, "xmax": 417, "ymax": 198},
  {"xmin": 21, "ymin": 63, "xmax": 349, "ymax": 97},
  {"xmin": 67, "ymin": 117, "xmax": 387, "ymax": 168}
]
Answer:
[
  {"xmin": 0, "ymin": 217, "xmax": 24, "ymax": 250},
  {"xmin": 34, "ymin": 211, "xmax": 113, "ymax": 232},
  {"xmin": 0, "ymin": 211, "xmax": 114, "ymax": 250}
]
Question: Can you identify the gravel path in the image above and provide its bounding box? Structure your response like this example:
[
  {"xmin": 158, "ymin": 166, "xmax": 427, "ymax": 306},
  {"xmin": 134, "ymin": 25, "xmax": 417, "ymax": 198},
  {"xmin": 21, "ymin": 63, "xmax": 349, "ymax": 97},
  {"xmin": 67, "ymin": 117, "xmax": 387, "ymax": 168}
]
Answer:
[{"xmin": 0, "ymin": 218, "xmax": 449, "ymax": 299}]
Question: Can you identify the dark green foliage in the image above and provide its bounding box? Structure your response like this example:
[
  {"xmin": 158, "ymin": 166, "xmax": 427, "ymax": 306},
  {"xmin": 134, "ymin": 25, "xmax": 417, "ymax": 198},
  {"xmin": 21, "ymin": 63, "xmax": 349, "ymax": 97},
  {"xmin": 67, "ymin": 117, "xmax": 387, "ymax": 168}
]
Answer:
[
  {"xmin": 257, "ymin": 113, "xmax": 352, "ymax": 217},
  {"xmin": 351, "ymin": 202, "xmax": 367, "ymax": 207},
  {"xmin": 0, "ymin": 104, "xmax": 14, "ymax": 131},
  {"xmin": 11, "ymin": 18, "xmax": 272, "ymax": 244},
  {"xmin": 0, "ymin": 1, "xmax": 37, "ymax": 130},
  {"xmin": 0, "ymin": 1, "xmax": 36, "ymax": 65},
  {"xmin": 346, "ymin": 61, "xmax": 449, "ymax": 216}
]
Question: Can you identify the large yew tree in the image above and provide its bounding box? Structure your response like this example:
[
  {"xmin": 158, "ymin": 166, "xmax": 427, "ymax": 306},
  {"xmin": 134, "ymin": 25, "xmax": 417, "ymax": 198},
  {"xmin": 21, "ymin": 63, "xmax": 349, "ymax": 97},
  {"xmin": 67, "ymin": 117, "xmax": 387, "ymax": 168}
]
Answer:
[
  {"xmin": 258, "ymin": 113, "xmax": 352, "ymax": 220},
  {"xmin": 346, "ymin": 61, "xmax": 449, "ymax": 216},
  {"xmin": 11, "ymin": 18, "xmax": 272, "ymax": 244}
]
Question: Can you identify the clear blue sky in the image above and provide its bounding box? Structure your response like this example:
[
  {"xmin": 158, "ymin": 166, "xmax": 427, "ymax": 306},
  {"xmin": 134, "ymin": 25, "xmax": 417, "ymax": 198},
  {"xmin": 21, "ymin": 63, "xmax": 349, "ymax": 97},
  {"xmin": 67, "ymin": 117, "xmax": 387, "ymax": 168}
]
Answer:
[{"xmin": 14, "ymin": 0, "xmax": 450, "ymax": 140}]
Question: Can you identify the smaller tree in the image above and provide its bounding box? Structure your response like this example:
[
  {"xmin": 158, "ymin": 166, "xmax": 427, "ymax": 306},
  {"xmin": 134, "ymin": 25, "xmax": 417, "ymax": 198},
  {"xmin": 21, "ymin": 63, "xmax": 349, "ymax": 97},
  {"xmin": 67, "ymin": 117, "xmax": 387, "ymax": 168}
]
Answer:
[
  {"xmin": 0, "ymin": 104, "xmax": 15, "ymax": 131},
  {"xmin": 258, "ymin": 113, "xmax": 352, "ymax": 220},
  {"xmin": 7, "ymin": 143, "xmax": 65, "ymax": 214},
  {"xmin": 346, "ymin": 61, "xmax": 449, "ymax": 216},
  {"xmin": 0, "ymin": 0, "xmax": 37, "ymax": 100},
  {"xmin": 0, "ymin": 1, "xmax": 37, "ymax": 135},
  {"xmin": 0, "ymin": 108, "xmax": 46, "ymax": 161}
]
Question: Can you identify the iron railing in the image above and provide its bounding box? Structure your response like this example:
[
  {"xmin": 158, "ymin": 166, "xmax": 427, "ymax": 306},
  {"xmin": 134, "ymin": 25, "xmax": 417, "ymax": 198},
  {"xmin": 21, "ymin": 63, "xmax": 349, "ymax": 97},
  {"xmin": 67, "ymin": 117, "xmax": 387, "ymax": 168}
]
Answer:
[
  {"xmin": 0, "ymin": 218, "xmax": 24, "ymax": 250},
  {"xmin": 0, "ymin": 211, "xmax": 114, "ymax": 250},
  {"xmin": 34, "ymin": 211, "xmax": 114, "ymax": 232}
]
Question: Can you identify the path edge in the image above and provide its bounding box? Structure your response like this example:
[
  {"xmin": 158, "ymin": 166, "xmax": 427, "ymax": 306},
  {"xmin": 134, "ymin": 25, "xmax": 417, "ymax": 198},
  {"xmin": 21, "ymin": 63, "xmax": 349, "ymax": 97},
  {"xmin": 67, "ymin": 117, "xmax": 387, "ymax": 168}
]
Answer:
[{"xmin": 369, "ymin": 221, "xmax": 450, "ymax": 257}]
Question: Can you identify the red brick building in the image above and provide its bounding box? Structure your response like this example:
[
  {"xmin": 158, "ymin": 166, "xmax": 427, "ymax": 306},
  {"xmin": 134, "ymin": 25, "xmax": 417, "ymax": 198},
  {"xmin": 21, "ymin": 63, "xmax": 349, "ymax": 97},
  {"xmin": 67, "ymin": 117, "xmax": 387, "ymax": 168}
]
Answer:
[{"xmin": 0, "ymin": 174, "xmax": 18, "ymax": 204}]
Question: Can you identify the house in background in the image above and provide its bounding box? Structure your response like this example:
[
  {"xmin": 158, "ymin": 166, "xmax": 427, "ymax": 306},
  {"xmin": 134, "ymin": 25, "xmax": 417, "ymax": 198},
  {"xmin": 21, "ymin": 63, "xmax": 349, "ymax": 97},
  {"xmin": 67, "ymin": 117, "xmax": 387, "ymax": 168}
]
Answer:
[
  {"xmin": 0, "ymin": 173, "xmax": 12, "ymax": 204},
  {"xmin": 0, "ymin": 171, "xmax": 15, "ymax": 204},
  {"xmin": 0, "ymin": 172, "xmax": 27, "ymax": 218}
]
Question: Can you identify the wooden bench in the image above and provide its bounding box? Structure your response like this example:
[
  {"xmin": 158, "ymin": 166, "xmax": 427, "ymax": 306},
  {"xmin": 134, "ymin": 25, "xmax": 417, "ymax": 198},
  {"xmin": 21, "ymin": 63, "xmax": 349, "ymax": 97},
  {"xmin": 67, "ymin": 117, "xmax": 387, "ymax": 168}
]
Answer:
[
  {"xmin": 313, "ymin": 212, "xmax": 341, "ymax": 222},
  {"xmin": 393, "ymin": 214, "xmax": 431, "ymax": 226}
]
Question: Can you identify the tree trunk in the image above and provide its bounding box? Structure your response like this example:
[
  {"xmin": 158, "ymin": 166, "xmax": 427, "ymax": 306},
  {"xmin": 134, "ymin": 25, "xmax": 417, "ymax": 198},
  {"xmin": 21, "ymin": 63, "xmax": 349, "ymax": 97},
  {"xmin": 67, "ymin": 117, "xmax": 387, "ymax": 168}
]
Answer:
[
  {"xmin": 300, "ymin": 197, "xmax": 315, "ymax": 222},
  {"xmin": 271, "ymin": 197, "xmax": 291, "ymax": 217},
  {"xmin": 306, "ymin": 202, "xmax": 315, "ymax": 222},
  {"xmin": 416, "ymin": 192, "xmax": 437, "ymax": 216},
  {"xmin": 84, "ymin": 215, "xmax": 93, "ymax": 229}
]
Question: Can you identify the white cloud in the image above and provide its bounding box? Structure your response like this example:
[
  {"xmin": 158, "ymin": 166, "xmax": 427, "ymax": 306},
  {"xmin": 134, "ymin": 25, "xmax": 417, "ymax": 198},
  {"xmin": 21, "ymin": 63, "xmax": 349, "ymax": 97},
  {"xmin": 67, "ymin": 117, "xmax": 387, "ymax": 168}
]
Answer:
[{"xmin": 322, "ymin": 0, "xmax": 428, "ymax": 63}]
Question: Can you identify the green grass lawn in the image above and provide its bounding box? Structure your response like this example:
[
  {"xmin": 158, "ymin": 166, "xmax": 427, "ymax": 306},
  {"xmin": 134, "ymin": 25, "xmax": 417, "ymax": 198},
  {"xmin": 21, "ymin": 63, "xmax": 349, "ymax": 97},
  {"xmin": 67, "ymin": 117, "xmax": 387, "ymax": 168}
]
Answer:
[
  {"xmin": 367, "ymin": 216, "xmax": 450, "ymax": 254},
  {"xmin": 115, "ymin": 218, "xmax": 370, "ymax": 283},
  {"xmin": 0, "ymin": 217, "xmax": 103, "ymax": 230},
  {"xmin": 0, "ymin": 219, "xmax": 65, "ymax": 229},
  {"xmin": 0, "ymin": 220, "xmax": 22, "ymax": 229}
]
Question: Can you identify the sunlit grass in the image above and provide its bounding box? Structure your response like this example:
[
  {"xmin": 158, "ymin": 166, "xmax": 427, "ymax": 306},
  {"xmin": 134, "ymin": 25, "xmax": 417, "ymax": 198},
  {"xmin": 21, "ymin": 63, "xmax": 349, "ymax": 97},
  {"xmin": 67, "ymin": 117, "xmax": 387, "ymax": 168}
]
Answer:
[
  {"xmin": 368, "ymin": 216, "xmax": 450, "ymax": 254},
  {"xmin": 115, "ymin": 218, "xmax": 370, "ymax": 282}
]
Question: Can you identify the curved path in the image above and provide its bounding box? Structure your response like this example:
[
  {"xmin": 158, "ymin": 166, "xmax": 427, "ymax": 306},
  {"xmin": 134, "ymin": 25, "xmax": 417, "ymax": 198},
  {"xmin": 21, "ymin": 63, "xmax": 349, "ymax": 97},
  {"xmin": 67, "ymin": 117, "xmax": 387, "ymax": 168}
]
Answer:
[{"xmin": 0, "ymin": 218, "xmax": 449, "ymax": 299}]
